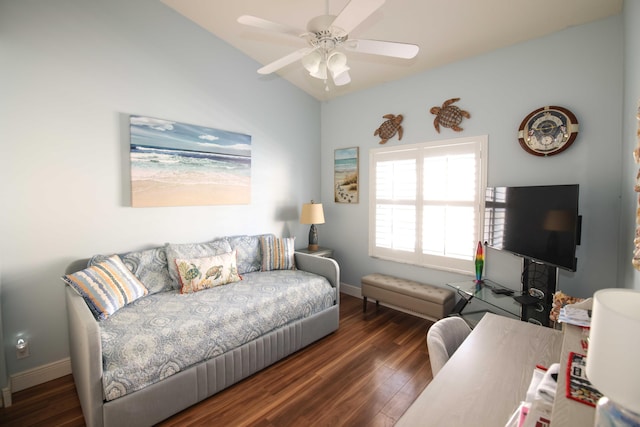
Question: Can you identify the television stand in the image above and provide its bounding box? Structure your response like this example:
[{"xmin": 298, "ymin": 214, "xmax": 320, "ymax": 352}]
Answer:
[
  {"xmin": 446, "ymin": 279, "xmax": 521, "ymax": 326},
  {"xmin": 446, "ymin": 259, "xmax": 558, "ymax": 327},
  {"xmin": 520, "ymin": 258, "xmax": 558, "ymax": 327}
]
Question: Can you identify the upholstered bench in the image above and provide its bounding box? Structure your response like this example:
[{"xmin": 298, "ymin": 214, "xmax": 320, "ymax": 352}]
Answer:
[{"xmin": 361, "ymin": 273, "xmax": 455, "ymax": 321}]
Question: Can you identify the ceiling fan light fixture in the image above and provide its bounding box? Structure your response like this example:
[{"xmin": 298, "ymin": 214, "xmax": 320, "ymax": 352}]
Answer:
[
  {"xmin": 238, "ymin": 0, "xmax": 420, "ymax": 91},
  {"xmin": 331, "ymin": 68, "xmax": 351, "ymax": 86},
  {"xmin": 330, "ymin": 65, "xmax": 350, "ymax": 79},
  {"xmin": 327, "ymin": 51, "xmax": 348, "ymax": 73},
  {"xmin": 301, "ymin": 50, "xmax": 322, "ymax": 74},
  {"xmin": 310, "ymin": 62, "xmax": 327, "ymax": 80}
]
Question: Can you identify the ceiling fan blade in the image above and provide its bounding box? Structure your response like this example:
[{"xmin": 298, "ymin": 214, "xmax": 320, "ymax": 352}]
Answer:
[
  {"xmin": 344, "ymin": 39, "xmax": 419, "ymax": 59},
  {"xmin": 331, "ymin": 0, "xmax": 385, "ymax": 35},
  {"xmin": 238, "ymin": 15, "xmax": 305, "ymax": 38},
  {"xmin": 257, "ymin": 47, "xmax": 315, "ymax": 75}
]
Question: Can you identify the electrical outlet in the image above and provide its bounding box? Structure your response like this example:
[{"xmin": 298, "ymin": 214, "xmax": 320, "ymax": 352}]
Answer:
[{"xmin": 16, "ymin": 338, "xmax": 29, "ymax": 359}]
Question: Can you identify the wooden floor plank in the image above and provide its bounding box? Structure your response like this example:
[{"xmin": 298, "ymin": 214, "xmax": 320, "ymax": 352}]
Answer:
[{"xmin": 0, "ymin": 294, "xmax": 434, "ymax": 426}]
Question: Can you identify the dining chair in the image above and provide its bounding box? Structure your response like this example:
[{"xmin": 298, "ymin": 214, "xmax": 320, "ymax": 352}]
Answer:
[{"xmin": 426, "ymin": 316, "xmax": 472, "ymax": 376}]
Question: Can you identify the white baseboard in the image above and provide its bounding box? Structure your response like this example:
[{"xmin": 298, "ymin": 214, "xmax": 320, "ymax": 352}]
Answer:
[
  {"xmin": 1, "ymin": 386, "xmax": 11, "ymax": 408},
  {"xmin": 340, "ymin": 281, "xmax": 361, "ymax": 298},
  {"xmin": 11, "ymin": 358, "xmax": 71, "ymax": 393}
]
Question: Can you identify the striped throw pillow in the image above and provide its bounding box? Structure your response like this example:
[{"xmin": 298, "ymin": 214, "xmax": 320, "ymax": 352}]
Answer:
[
  {"xmin": 260, "ymin": 236, "xmax": 296, "ymax": 271},
  {"xmin": 62, "ymin": 255, "xmax": 148, "ymax": 320}
]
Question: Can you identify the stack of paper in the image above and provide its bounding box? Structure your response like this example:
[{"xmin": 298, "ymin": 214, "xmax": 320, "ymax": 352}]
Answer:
[
  {"xmin": 558, "ymin": 298, "xmax": 593, "ymax": 327},
  {"xmin": 558, "ymin": 307, "xmax": 591, "ymax": 327}
]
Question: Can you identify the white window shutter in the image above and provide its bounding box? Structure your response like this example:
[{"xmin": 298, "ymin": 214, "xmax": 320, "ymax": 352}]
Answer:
[{"xmin": 370, "ymin": 136, "xmax": 488, "ymax": 274}]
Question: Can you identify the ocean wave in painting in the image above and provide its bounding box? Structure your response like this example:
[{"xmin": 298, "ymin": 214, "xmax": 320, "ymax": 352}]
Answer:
[
  {"xmin": 131, "ymin": 145, "xmax": 251, "ymax": 186},
  {"xmin": 129, "ymin": 115, "xmax": 252, "ymax": 206},
  {"xmin": 334, "ymin": 157, "xmax": 357, "ymax": 173}
]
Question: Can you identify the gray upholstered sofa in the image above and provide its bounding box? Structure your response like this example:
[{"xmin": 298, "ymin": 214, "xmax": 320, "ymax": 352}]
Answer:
[{"xmin": 64, "ymin": 234, "xmax": 340, "ymax": 427}]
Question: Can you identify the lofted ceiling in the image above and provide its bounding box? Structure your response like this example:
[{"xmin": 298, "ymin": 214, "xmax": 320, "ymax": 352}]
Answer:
[{"xmin": 161, "ymin": 0, "xmax": 622, "ymax": 101}]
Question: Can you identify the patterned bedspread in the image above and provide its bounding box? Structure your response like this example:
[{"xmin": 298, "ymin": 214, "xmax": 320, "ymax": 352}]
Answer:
[{"xmin": 99, "ymin": 270, "xmax": 335, "ymax": 401}]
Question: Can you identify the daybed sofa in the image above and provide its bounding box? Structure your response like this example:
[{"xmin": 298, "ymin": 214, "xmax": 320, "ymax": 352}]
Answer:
[{"xmin": 64, "ymin": 234, "xmax": 340, "ymax": 427}]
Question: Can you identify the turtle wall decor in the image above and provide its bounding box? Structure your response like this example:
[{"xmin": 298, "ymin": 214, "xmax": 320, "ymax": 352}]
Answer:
[
  {"xmin": 430, "ymin": 98, "xmax": 470, "ymax": 133},
  {"xmin": 374, "ymin": 114, "xmax": 404, "ymax": 144}
]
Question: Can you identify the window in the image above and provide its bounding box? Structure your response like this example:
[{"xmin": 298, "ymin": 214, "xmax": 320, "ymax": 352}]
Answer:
[{"xmin": 369, "ymin": 135, "xmax": 488, "ymax": 274}]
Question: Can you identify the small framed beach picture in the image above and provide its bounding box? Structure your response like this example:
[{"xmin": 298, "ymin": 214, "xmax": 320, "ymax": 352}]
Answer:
[
  {"xmin": 334, "ymin": 147, "xmax": 359, "ymax": 203},
  {"xmin": 129, "ymin": 115, "xmax": 251, "ymax": 207}
]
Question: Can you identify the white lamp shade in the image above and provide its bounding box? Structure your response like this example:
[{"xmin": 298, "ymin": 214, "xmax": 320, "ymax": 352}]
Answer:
[
  {"xmin": 302, "ymin": 51, "xmax": 327, "ymax": 79},
  {"xmin": 327, "ymin": 51, "xmax": 349, "ymax": 74},
  {"xmin": 327, "ymin": 51, "xmax": 350, "ymax": 83},
  {"xmin": 301, "ymin": 50, "xmax": 322, "ymax": 74},
  {"xmin": 309, "ymin": 62, "xmax": 327, "ymax": 80},
  {"xmin": 300, "ymin": 203, "xmax": 325, "ymax": 225},
  {"xmin": 331, "ymin": 68, "xmax": 351, "ymax": 86},
  {"xmin": 585, "ymin": 289, "xmax": 640, "ymax": 414}
]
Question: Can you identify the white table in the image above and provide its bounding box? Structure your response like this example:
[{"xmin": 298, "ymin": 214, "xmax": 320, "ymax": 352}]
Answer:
[
  {"xmin": 550, "ymin": 323, "xmax": 596, "ymax": 426},
  {"xmin": 397, "ymin": 313, "xmax": 563, "ymax": 427}
]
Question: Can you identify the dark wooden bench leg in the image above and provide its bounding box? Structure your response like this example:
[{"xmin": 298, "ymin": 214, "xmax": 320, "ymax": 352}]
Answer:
[{"xmin": 363, "ymin": 296, "xmax": 367, "ymax": 313}]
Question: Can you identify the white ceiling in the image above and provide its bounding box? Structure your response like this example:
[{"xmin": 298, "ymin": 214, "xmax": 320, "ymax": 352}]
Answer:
[{"xmin": 161, "ymin": 0, "xmax": 622, "ymax": 101}]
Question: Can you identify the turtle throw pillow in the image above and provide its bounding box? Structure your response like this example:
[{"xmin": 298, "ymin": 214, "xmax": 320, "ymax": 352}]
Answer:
[{"xmin": 175, "ymin": 250, "xmax": 242, "ymax": 294}]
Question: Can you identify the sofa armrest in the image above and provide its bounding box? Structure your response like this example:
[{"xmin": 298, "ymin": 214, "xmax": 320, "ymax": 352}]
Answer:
[
  {"xmin": 66, "ymin": 285, "xmax": 104, "ymax": 427},
  {"xmin": 294, "ymin": 252, "xmax": 340, "ymax": 292}
]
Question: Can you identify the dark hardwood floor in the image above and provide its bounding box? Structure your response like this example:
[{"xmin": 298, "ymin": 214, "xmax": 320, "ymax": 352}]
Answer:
[{"xmin": 0, "ymin": 294, "xmax": 434, "ymax": 426}]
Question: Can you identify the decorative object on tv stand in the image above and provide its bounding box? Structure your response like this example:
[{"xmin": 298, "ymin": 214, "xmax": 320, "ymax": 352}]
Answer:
[
  {"xmin": 517, "ymin": 106, "xmax": 579, "ymax": 156},
  {"xmin": 430, "ymin": 98, "xmax": 470, "ymax": 133},
  {"xmin": 474, "ymin": 241, "xmax": 484, "ymax": 284},
  {"xmin": 585, "ymin": 289, "xmax": 640, "ymax": 426},
  {"xmin": 374, "ymin": 114, "xmax": 404, "ymax": 144},
  {"xmin": 300, "ymin": 201, "xmax": 325, "ymax": 251}
]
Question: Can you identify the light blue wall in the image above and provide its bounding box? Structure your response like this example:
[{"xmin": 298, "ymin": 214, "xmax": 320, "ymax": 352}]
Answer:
[
  {"xmin": 0, "ymin": 0, "xmax": 634, "ymax": 387},
  {"xmin": 0, "ymin": 0, "xmax": 320, "ymax": 376},
  {"xmin": 621, "ymin": 0, "xmax": 640, "ymax": 290},
  {"xmin": 321, "ymin": 15, "xmax": 624, "ymax": 300}
]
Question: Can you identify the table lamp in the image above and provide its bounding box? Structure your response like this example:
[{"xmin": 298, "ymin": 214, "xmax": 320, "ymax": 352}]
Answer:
[
  {"xmin": 585, "ymin": 288, "xmax": 640, "ymax": 426},
  {"xmin": 300, "ymin": 201, "xmax": 325, "ymax": 251}
]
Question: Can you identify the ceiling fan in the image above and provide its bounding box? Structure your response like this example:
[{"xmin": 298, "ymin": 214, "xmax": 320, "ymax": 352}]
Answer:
[{"xmin": 237, "ymin": 0, "xmax": 419, "ymax": 89}]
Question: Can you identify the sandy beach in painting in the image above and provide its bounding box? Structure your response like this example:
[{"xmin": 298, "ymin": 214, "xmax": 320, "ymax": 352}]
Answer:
[
  {"xmin": 132, "ymin": 180, "xmax": 249, "ymax": 207},
  {"xmin": 334, "ymin": 148, "xmax": 358, "ymax": 203},
  {"xmin": 334, "ymin": 170, "xmax": 358, "ymax": 203},
  {"xmin": 129, "ymin": 116, "xmax": 252, "ymax": 207}
]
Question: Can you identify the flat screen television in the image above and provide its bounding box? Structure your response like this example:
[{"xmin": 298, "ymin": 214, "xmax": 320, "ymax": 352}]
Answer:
[{"xmin": 484, "ymin": 184, "xmax": 580, "ymax": 271}]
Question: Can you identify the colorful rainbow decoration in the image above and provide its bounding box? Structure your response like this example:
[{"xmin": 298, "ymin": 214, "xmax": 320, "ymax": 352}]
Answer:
[{"xmin": 475, "ymin": 241, "xmax": 484, "ymax": 283}]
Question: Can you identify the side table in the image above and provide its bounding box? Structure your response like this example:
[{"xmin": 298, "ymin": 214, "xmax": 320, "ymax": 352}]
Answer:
[{"xmin": 296, "ymin": 247, "xmax": 334, "ymax": 258}]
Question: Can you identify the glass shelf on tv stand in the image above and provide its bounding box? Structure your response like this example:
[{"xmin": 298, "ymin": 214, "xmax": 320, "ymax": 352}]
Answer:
[{"xmin": 447, "ymin": 279, "xmax": 522, "ymax": 324}]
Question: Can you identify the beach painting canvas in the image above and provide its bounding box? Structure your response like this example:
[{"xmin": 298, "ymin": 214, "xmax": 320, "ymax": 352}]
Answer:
[
  {"xmin": 334, "ymin": 147, "xmax": 359, "ymax": 203},
  {"xmin": 130, "ymin": 115, "xmax": 251, "ymax": 207}
]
